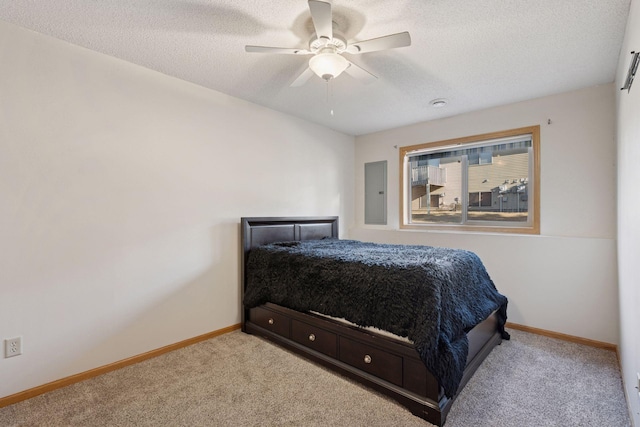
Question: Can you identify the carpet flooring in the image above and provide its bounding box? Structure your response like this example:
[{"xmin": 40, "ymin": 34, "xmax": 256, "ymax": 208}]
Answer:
[{"xmin": 0, "ymin": 329, "xmax": 631, "ymax": 426}]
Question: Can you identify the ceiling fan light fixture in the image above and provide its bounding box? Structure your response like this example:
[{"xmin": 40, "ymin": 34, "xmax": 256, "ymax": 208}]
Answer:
[{"xmin": 309, "ymin": 52, "xmax": 349, "ymax": 81}]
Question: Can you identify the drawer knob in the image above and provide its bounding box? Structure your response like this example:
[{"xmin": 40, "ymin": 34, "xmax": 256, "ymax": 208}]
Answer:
[
  {"xmin": 268, "ymin": 318, "xmax": 274, "ymax": 325},
  {"xmin": 364, "ymin": 354, "xmax": 372, "ymax": 364},
  {"xmin": 308, "ymin": 334, "xmax": 316, "ymax": 342}
]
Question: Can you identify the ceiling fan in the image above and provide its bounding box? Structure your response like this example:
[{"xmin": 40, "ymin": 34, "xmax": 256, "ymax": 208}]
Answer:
[{"xmin": 245, "ymin": 0, "xmax": 411, "ymax": 87}]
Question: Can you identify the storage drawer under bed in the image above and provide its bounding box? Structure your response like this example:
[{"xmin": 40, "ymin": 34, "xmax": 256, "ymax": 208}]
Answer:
[
  {"xmin": 291, "ymin": 319, "xmax": 338, "ymax": 358},
  {"xmin": 249, "ymin": 306, "xmax": 290, "ymax": 337},
  {"xmin": 338, "ymin": 336, "xmax": 403, "ymax": 386}
]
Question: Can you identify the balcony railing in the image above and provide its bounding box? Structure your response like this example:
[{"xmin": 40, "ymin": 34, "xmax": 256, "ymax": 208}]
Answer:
[{"xmin": 411, "ymin": 165, "xmax": 446, "ymax": 186}]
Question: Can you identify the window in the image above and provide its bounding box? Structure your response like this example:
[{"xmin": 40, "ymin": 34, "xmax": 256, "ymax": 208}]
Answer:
[{"xmin": 399, "ymin": 126, "xmax": 540, "ymax": 234}]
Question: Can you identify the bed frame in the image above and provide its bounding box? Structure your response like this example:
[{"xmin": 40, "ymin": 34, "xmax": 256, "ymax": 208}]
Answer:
[{"xmin": 241, "ymin": 216, "xmax": 502, "ymax": 426}]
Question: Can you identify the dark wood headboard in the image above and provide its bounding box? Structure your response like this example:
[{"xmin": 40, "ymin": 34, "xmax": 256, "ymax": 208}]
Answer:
[{"xmin": 240, "ymin": 216, "xmax": 339, "ymax": 327}]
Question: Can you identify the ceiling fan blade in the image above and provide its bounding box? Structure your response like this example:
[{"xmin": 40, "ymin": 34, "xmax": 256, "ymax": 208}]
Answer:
[
  {"xmin": 344, "ymin": 60, "xmax": 377, "ymax": 84},
  {"xmin": 245, "ymin": 45, "xmax": 310, "ymax": 55},
  {"xmin": 290, "ymin": 67, "xmax": 315, "ymax": 87},
  {"xmin": 308, "ymin": 0, "xmax": 333, "ymax": 40},
  {"xmin": 346, "ymin": 31, "xmax": 411, "ymax": 54}
]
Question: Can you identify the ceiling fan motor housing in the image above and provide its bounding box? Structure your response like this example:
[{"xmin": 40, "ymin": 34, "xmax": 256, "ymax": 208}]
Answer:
[{"xmin": 309, "ymin": 31, "xmax": 347, "ymax": 54}]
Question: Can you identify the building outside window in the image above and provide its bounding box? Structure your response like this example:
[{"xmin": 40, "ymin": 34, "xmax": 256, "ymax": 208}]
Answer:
[{"xmin": 400, "ymin": 126, "xmax": 540, "ymax": 234}]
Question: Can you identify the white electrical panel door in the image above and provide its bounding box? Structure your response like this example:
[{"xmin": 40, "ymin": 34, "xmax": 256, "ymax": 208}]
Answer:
[{"xmin": 365, "ymin": 161, "xmax": 387, "ymax": 225}]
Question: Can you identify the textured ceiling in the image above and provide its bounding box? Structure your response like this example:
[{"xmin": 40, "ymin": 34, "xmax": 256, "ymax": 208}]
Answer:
[{"xmin": 0, "ymin": 0, "xmax": 631, "ymax": 136}]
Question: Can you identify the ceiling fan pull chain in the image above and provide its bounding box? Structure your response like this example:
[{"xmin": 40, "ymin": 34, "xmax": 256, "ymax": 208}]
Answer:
[{"xmin": 326, "ymin": 80, "xmax": 334, "ymax": 116}]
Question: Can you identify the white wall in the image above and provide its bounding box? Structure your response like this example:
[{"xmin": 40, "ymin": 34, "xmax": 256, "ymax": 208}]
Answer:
[
  {"xmin": 0, "ymin": 20, "xmax": 354, "ymax": 399},
  {"xmin": 616, "ymin": 0, "xmax": 640, "ymax": 423},
  {"xmin": 352, "ymin": 84, "xmax": 619, "ymax": 345}
]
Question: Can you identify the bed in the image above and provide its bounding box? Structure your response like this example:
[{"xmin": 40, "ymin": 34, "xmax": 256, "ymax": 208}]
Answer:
[{"xmin": 241, "ymin": 216, "xmax": 508, "ymax": 426}]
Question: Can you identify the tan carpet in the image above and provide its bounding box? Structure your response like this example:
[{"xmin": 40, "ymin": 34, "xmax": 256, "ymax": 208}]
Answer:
[{"xmin": 0, "ymin": 329, "xmax": 631, "ymax": 426}]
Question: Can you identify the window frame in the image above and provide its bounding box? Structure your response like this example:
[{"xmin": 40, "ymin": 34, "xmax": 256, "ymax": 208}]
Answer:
[{"xmin": 399, "ymin": 125, "xmax": 540, "ymax": 234}]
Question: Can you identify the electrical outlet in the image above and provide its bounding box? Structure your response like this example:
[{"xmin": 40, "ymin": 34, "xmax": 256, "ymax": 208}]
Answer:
[{"xmin": 4, "ymin": 337, "xmax": 22, "ymax": 358}]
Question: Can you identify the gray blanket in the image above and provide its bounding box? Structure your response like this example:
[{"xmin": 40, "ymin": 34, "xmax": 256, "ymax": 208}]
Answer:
[{"xmin": 243, "ymin": 239, "xmax": 509, "ymax": 397}]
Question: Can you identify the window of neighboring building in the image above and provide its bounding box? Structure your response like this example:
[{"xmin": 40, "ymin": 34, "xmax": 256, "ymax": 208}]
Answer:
[{"xmin": 399, "ymin": 126, "xmax": 540, "ymax": 234}]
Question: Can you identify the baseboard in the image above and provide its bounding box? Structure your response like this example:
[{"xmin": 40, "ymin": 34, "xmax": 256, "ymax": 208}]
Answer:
[
  {"xmin": 505, "ymin": 322, "xmax": 617, "ymax": 352},
  {"xmin": 0, "ymin": 323, "xmax": 241, "ymax": 409}
]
